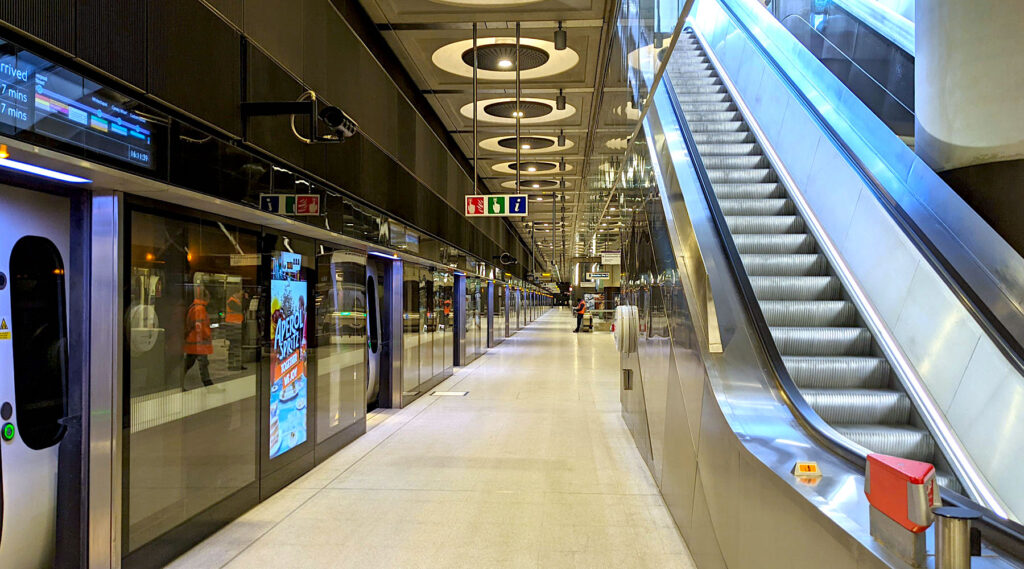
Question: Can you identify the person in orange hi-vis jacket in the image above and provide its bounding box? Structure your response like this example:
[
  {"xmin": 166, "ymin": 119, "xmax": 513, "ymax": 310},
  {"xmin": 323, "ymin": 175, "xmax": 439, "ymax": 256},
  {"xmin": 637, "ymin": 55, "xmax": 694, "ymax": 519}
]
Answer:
[{"xmin": 184, "ymin": 286, "xmax": 215, "ymax": 387}]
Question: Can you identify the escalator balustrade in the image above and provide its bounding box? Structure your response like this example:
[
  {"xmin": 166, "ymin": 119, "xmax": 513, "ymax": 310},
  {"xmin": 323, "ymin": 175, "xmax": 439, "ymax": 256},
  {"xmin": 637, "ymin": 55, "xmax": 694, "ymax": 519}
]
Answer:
[{"xmin": 667, "ymin": 29, "xmax": 959, "ymax": 492}]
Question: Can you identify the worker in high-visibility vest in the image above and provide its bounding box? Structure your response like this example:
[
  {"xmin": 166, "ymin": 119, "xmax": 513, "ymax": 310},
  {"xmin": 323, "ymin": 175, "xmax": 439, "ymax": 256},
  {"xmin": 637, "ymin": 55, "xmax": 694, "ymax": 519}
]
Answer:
[
  {"xmin": 184, "ymin": 286, "xmax": 214, "ymax": 387},
  {"xmin": 225, "ymin": 289, "xmax": 245, "ymax": 371}
]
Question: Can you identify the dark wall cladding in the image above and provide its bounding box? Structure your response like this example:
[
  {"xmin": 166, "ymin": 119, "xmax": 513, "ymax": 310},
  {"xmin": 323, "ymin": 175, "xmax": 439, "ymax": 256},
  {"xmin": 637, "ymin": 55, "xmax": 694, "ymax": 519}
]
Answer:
[
  {"xmin": 0, "ymin": 0, "xmax": 74, "ymax": 52},
  {"xmin": 77, "ymin": 0, "xmax": 146, "ymax": 88},
  {"xmin": 147, "ymin": 0, "xmax": 242, "ymax": 136}
]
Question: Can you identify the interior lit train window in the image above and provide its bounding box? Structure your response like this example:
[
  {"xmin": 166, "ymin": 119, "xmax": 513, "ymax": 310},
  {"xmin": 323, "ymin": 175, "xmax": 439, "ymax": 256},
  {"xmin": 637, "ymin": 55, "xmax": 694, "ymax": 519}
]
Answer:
[
  {"xmin": 9, "ymin": 236, "xmax": 69, "ymax": 450},
  {"xmin": 367, "ymin": 276, "xmax": 380, "ymax": 354}
]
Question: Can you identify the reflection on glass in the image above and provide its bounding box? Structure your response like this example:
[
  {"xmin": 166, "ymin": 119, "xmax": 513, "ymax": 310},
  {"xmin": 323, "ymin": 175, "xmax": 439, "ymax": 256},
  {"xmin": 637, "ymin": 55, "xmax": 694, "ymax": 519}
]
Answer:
[
  {"xmin": 315, "ymin": 248, "xmax": 367, "ymax": 443},
  {"xmin": 419, "ymin": 268, "xmax": 433, "ymax": 383},
  {"xmin": 493, "ymin": 282, "xmax": 505, "ymax": 342},
  {"xmin": 126, "ymin": 211, "xmax": 258, "ymax": 552},
  {"xmin": 402, "ymin": 267, "xmax": 421, "ymax": 392}
]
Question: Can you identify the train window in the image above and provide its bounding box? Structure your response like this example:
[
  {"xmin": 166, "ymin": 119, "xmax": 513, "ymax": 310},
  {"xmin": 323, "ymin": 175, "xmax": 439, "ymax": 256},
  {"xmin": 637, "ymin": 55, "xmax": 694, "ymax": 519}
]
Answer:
[{"xmin": 9, "ymin": 236, "xmax": 68, "ymax": 450}]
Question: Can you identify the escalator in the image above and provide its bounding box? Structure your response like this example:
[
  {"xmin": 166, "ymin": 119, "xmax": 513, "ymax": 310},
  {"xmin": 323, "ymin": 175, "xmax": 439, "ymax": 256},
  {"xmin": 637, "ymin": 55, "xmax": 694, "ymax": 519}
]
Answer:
[{"xmin": 666, "ymin": 29, "xmax": 960, "ymax": 492}]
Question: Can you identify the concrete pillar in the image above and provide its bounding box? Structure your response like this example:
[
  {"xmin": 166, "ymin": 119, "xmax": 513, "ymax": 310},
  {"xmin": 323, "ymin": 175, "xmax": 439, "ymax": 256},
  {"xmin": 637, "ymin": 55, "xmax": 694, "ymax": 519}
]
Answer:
[{"xmin": 915, "ymin": 0, "xmax": 1024, "ymax": 251}]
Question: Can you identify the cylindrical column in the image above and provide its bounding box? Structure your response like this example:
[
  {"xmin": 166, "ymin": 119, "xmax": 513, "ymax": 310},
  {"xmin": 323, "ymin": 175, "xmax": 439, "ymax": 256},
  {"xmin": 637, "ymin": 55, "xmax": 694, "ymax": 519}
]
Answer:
[
  {"xmin": 933, "ymin": 507, "xmax": 980, "ymax": 569},
  {"xmin": 915, "ymin": 0, "xmax": 1024, "ymax": 249}
]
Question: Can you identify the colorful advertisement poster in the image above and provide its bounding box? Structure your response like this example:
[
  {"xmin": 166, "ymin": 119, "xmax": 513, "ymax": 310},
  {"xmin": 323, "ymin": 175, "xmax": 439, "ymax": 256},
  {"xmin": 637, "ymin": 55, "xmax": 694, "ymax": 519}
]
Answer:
[{"xmin": 269, "ymin": 252, "xmax": 308, "ymax": 459}]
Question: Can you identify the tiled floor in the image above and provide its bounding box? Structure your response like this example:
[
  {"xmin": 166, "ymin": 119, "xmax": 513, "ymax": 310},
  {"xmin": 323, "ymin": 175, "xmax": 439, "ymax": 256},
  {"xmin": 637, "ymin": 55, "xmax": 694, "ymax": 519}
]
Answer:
[{"xmin": 166, "ymin": 308, "xmax": 695, "ymax": 569}]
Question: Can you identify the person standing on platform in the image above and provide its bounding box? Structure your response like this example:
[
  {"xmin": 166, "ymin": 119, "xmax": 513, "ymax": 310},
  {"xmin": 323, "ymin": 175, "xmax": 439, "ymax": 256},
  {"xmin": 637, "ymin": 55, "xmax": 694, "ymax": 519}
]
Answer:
[
  {"xmin": 184, "ymin": 285, "xmax": 215, "ymax": 388},
  {"xmin": 573, "ymin": 297, "xmax": 586, "ymax": 333}
]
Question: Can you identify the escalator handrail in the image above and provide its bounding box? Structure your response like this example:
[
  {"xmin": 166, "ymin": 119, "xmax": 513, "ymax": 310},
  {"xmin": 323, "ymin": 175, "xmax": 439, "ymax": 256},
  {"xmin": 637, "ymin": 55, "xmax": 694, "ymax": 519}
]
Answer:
[
  {"xmin": 660, "ymin": 30, "xmax": 1024, "ymax": 559},
  {"xmin": 712, "ymin": 0, "xmax": 1024, "ymax": 396}
]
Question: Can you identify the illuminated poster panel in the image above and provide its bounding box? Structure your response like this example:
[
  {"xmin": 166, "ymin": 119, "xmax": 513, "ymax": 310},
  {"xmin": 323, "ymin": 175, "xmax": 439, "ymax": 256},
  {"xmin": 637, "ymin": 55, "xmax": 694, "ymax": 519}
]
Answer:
[{"xmin": 269, "ymin": 252, "xmax": 308, "ymax": 459}]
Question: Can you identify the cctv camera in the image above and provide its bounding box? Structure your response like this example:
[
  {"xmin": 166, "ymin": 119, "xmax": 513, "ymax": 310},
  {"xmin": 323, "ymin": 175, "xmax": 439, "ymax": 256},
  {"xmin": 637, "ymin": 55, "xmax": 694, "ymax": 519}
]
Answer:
[{"xmin": 318, "ymin": 106, "xmax": 359, "ymax": 140}]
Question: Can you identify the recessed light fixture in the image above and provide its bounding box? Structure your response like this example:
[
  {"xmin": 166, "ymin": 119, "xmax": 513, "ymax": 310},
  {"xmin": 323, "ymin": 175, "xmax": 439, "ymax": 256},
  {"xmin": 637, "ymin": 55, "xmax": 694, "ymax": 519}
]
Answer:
[
  {"xmin": 527, "ymin": 166, "xmax": 536, "ymax": 172},
  {"xmin": 532, "ymin": 183, "xmax": 540, "ymax": 188},
  {"xmin": 512, "ymin": 110, "xmax": 524, "ymax": 118},
  {"xmin": 497, "ymin": 58, "xmax": 513, "ymax": 68},
  {"xmin": 522, "ymin": 143, "xmax": 531, "ymax": 150}
]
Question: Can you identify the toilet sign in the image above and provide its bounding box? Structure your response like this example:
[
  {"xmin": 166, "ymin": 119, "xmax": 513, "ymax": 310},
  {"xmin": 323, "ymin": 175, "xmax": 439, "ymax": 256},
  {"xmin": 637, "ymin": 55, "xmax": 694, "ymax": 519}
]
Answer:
[{"xmin": 465, "ymin": 194, "xmax": 528, "ymax": 217}]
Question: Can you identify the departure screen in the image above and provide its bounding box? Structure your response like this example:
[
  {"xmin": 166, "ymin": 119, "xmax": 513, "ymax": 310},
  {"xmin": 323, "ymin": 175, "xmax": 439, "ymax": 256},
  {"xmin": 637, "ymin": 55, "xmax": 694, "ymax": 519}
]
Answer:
[{"xmin": 0, "ymin": 40, "xmax": 159, "ymax": 169}]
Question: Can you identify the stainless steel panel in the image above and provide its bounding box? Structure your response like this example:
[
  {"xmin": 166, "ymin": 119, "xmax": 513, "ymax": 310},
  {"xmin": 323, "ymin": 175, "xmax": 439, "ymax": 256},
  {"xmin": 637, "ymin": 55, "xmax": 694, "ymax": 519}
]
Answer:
[{"xmin": 88, "ymin": 191, "xmax": 123, "ymax": 569}]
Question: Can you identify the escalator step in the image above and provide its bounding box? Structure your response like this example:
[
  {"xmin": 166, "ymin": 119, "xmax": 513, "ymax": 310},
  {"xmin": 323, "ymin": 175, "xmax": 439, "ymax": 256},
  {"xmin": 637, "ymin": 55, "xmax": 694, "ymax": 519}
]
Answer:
[
  {"xmin": 733, "ymin": 234, "xmax": 815, "ymax": 254},
  {"xmin": 677, "ymin": 84, "xmax": 728, "ymax": 95},
  {"xmin": 750, "ymin": 276, "xmax": 841, "ymax": 300},
  {"xmin": 708, "ymin": 168, "xmax": 774, "ymax": 182},
  {"xmin": 681, "ymin": 102, "xmax": 735, "ymax": 114},
  {"xmin": 782, "ymin": 356, "xmax": 890, "ymax": 388},
  {"xmin": 700, "ymin": 154, "xmax": 767, "ymax": 169},
  {"xmin": 683, "ymin": 111, "xmax": 742, "ymax": 124},
  {"xmin": 804, "ymin": 389, "xmax": 912, "ymax": 425},
  {"xmin": 672, "ymin": 69, "xmax": 716, "ymax": 79},
  {"xmin": 935, "ymin": 471, "xmax": 962, "ymax": 493},
  {"xmin": 673, "ymin": 77, "xmax": 723, "ymax": 89},
  {"xmin": 696, "ymin": 142, "xmax": 758, "ymax": 155},
  {"xmin": 718, "ymin": 198, "xmax": 792, "ymax": 215},
  {"xmin": 741, "ymin": 253, "xmax": 826, "ymax": 275},
  {"xmin": 760, "ymin": 300, "xmax": 856, "ymax": 326},
  {"xmin": 679, "ymin": 93, "xmax": 732, "ymax": 104},
  {"xmin": 835, "ymin": 425, "xmax": 936, "ymax": 462},
  {"xmin": 770, "ymin": 326, "xmax": 873, "ymax": 356},
  {"xmin": 726, "ymin": 215, "xmax": 804, "ymax": 234}
]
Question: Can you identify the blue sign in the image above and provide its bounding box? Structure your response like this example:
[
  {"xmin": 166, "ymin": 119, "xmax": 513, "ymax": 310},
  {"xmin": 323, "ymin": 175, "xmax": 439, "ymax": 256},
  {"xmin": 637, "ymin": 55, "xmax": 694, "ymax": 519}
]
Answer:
[
  {"xmin": 508, "ymin": 195, "xmax": 528, "ymax": 215},
  {"xmin": 261, "ymin": 195, "xmax": 281, "ymax": 213}
]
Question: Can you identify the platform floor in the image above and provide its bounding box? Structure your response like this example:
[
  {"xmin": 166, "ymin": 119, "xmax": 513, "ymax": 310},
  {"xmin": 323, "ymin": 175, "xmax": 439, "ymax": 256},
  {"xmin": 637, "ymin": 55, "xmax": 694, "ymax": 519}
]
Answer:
[{"xmin": 167, "ymin": 308, "xmax": 695, "ymax": 569}]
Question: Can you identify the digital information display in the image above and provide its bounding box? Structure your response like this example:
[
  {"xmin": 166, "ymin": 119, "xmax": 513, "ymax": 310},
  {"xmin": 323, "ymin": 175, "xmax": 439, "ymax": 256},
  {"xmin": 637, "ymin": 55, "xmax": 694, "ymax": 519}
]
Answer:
[
  {"xmin": 269, "ymin": 252, "xmax": 308, "ymax": 459},
  {"xmin": 0, "ymin": 39, "xmax": 158, "ymax": 169}
]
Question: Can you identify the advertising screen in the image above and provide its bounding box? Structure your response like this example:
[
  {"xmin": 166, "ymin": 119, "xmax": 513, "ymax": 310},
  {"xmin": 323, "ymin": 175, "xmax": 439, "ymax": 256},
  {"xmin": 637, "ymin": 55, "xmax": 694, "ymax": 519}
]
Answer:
[
  {"xmin": 0, "ymin": 38, "xmax": 160, "ymax": 169},
  {"xmin": 269, "ymin": 252, "xmax": 308, "ymax": 459}
]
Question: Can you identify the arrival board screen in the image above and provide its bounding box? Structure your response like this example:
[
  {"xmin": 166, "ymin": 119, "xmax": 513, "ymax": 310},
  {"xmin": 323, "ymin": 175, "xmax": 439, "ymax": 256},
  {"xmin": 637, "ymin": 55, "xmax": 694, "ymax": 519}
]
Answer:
[
  {"xmin": 269, "ymin": 252, "xmax": 309, "ymax": 459},
  {"xmin": 0, "ymin": 39, "xmax": 158, "ymax": 169}
]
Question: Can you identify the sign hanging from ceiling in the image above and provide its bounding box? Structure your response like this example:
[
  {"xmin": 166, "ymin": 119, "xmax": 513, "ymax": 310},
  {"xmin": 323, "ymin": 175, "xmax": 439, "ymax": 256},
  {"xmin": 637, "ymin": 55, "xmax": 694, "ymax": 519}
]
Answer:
[
  {"xmin": 465, "ymin": 194, "xmax": 528, "ymax": 217},
  {"xmin": 587, "ymin": 272, "xmax": 610, "ymax": 280},
  {"xmin": 601, "ymin": 250, "xmax": 621, "ymax": 265}
]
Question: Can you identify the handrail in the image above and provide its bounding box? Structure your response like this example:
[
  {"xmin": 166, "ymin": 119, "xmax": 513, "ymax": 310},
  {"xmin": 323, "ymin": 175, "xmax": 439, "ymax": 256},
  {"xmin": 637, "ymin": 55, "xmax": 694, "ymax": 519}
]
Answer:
[
  {"xmin": 660, "ymin": 18, "xmax": 1024, "ymax": 560},
  {"xmin": 716, "ymin": 0, "xmax": 1024, "ymax": 389}
]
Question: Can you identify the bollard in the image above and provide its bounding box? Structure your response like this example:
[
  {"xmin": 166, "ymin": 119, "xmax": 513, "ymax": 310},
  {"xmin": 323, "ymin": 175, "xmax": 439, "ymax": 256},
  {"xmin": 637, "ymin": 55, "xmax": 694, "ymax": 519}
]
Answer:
[{"xmin": 934, "ymin": 506, "xmax": 980, "ymax": 569}]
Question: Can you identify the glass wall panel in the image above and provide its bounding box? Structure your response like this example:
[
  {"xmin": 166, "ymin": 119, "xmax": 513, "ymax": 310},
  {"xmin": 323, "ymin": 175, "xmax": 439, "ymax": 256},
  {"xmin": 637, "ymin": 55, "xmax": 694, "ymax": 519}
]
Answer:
[
  {"xmin": 125, "ymin": 210, "xmax": 259, "ymax": 553},
  {"xmin": 494, "ymin": 282, "xmax": 505, "ymax": 343},
  {"xmin": 441, "ymin": 272, "xmax": 454, "ymax": 371},
  {"xmin": 432, "ymin": 270, "xmax": 445, "ymax": 377},
  {"xmin": 315, "ymin": 247, "xmax": 367, "ymax": 443},
  {"xmin": 418, "ymin": 267, "xmax": 433, "ymax": 383},
  {"xmin": 402, "ymin": 265, "xmax": 420, "ymax": 392}
]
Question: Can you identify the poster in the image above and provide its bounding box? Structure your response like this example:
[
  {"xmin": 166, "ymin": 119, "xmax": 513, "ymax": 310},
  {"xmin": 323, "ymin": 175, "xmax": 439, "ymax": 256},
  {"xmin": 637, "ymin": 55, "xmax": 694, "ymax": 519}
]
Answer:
[{"xmin": 269, "ymin": 252, "xmax": 307, "ymax": 459}]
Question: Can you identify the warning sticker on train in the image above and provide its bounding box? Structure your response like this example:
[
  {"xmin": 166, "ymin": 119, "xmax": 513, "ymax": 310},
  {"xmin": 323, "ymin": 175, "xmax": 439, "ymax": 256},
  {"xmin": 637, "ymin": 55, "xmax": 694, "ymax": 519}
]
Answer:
[{"xmin": 0, "ymin": 318, "xmax": 9, "ymax": 340}]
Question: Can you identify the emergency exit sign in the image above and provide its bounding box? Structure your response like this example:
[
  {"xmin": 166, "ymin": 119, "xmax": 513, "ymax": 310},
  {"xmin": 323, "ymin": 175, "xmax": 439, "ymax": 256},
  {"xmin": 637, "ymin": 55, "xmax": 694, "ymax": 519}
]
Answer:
[
  {"xmin": 260, "ymin": 194, "xmax": 321, "ymax": 215},
  {"xmin": 465, "ymin": 194, "xmax": 528, "ymax": 217}
]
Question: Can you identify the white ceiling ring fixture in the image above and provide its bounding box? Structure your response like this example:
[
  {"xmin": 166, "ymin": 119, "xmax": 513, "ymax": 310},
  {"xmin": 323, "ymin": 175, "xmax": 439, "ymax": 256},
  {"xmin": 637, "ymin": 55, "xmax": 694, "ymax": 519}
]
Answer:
[
  {"xmin": 604, "ymin": 137, "xmax": 629, "ymax": 151},
  {"xmin": 491, "ymin": 161, "xmax": 575, "ymax": 175},
  {"xmin": 460, "ymin": 97, "xmax": 577, "ymax": 125},
  {"xmin": 433, "ymin": 37, "xmax": 580, "ymax": 81},
  {"xmin": 480, "ymin": 135, "xmax": 575, "ymax": 154}
]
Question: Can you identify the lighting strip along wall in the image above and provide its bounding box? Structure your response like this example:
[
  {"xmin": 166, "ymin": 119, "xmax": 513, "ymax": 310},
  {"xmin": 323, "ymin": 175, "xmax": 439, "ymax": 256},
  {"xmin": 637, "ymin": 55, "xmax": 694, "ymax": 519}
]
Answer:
[{"xmin": 692, "ymin": 26, "xmax": 1008, "ymax": 516}]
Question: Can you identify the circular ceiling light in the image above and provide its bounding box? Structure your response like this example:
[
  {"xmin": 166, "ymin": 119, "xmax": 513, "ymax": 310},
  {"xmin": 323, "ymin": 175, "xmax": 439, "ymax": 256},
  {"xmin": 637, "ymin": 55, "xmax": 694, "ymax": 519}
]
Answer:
[
  {"xmin": 605, "ymin": 137, "xmax": 629, "ymax": 151},
  {"xmin": 434, "ymin": 37, "xmax": 579, "ymax": 80},
  {"xmin": 492, "ymin": 161, "xmax": 574, "ymax": 175},
  {"xmin": 481, "ymin": 135, "xmax": 574, "ymax": 154},
  {"xmin": 461, "ymin": 44, "xmax": 550, "ymax": 72},
  {"xmin": 431, "ymin": 0, "xmax": 542, "ymax": 5},
  {"xmin": 461, "ymin": 97, "xmax": 576, "ymax": 124},
  {"xmin": 500, "ymin": 179, "xmax": 572, "ymax": 190},
  {"xmin": 483, "ymin": 100, "xmax": 552, "ymax": 119}
]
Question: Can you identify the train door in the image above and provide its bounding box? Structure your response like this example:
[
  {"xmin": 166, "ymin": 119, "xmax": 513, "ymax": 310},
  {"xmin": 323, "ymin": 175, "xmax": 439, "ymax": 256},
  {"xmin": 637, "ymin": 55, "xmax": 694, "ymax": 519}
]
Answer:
[
  {"xmin": 365, "ymin": 261, "xmax": 382, "ymax": 406},
  {"xmin": 0, "ymin": 185, "xmax": 71, "ymax": 569}
]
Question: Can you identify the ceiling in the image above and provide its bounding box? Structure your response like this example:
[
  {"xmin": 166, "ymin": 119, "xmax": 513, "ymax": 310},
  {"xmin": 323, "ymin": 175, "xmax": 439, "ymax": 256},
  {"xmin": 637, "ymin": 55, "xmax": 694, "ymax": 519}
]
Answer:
[{"xmin": 357, "ymin": 0, "xmax": 637, "ymax": 287}]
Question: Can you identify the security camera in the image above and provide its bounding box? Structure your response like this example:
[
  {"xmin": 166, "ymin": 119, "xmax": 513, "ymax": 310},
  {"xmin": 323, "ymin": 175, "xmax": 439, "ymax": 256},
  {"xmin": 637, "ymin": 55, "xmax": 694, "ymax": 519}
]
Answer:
[{"xmin": 318, "ymin": 106, "xmax": 359, "ymax": 140}]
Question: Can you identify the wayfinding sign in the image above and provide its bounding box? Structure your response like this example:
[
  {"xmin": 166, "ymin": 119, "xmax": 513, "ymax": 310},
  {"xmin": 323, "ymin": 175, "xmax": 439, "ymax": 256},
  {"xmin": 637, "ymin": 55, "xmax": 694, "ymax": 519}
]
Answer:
[
  {"xmin": 465, "ymin": 194, "xmax": 529, "ymax": 217},
  {"xmin": 260, "ymin": 194, "xmax": 321, "ymax": 215}
]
